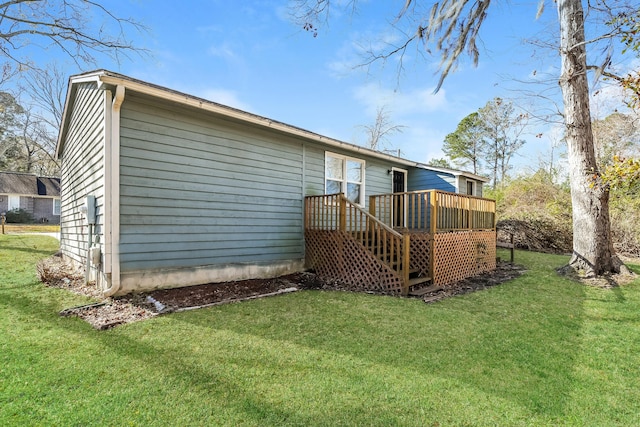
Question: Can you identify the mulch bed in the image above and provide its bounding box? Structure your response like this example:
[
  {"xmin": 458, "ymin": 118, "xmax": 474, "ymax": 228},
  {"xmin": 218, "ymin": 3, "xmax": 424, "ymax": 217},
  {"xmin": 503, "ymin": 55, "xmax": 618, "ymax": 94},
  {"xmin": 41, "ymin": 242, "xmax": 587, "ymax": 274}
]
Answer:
[{"xmin": 38, "ymin": 255, "xmax": 525, "ymax": 330}]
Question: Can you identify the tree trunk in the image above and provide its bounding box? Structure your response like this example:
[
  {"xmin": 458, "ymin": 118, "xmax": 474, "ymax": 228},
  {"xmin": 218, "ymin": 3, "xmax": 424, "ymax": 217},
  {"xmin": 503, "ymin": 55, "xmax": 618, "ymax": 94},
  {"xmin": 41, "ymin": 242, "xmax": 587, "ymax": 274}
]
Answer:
[{"xmin": 556, "ymin": 0, "xmax": 627, "ymax": 276}]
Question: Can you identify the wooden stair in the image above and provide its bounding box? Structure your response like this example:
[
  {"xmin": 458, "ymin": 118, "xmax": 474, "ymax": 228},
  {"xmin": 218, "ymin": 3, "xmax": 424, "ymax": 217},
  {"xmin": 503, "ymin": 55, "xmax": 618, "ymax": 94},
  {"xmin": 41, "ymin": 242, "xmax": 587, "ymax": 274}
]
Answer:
[{"xmin": 356, "ymin": 232, "xmax": 433, "ymax": 294}]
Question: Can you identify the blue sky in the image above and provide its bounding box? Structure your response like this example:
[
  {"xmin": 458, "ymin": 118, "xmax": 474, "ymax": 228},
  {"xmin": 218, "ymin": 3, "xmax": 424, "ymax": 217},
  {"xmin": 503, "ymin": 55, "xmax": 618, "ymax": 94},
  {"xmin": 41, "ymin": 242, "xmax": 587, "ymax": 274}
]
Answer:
[{"xmin": 24, "ymin": 0, "xmax": 637, "ymax": 174}]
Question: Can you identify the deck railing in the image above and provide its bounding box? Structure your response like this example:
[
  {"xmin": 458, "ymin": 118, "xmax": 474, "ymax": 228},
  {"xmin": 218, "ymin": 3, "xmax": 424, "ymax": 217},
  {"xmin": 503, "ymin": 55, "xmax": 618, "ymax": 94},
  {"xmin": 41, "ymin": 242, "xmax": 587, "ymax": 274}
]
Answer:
[
  {"xmin": 305, "ymin": 193, "xmax": 410, "ymax": 291},
  {"xmin": 369, "ymin": 190, "xmax": 496, "ymax": 232}
]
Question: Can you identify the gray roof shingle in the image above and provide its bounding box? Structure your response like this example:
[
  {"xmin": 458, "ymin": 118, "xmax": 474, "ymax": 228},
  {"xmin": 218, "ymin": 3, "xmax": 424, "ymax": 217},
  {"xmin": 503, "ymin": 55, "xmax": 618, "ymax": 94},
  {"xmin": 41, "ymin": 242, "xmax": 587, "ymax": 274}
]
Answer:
[{"xmin": 0, "ymin": 172, "xmax": 60, "ymax": 196}]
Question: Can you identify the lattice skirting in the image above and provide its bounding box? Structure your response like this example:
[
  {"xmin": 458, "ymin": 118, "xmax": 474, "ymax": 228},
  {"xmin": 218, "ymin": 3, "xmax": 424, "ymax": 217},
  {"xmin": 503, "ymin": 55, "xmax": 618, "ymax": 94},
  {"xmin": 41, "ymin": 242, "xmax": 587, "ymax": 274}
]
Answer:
[
  {"xmin": 433, "ymin": 230, "xmax": 496, "ymax": 287},
  {"xmin": 305, "ymin": 229, "xmax": 405, "ymax": 294},
  {"xmin": 406, "ymin": 230, "xmax": 432, "ymax": 278}
]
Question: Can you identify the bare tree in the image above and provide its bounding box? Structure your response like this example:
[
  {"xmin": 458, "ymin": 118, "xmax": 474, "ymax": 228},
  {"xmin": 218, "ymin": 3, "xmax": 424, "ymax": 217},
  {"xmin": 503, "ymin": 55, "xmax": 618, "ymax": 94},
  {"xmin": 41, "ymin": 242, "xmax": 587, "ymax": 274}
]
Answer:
[
  {"xmin": 592, "ymin": 112, "xmax": 640, "ymax": 167},
  {"xmin": 0, "ymin": 0, "xmax": 146, "ymax": 73},
  {"xmin": 360, "ymin": 105, "xmax": 405, "ymax": 151},
  {"xmin": 20, "ymin": 64, "xmax": 67, "ymax": 130},
  {"xmin": 291, "ymin": 0, "xmax": 634, "ymax": 276}
]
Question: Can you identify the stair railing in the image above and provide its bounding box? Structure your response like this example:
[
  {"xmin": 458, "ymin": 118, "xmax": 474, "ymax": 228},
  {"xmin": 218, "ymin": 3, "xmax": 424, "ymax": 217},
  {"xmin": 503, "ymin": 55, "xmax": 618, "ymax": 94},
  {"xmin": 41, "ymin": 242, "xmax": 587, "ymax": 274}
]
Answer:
[{"xmin": 305, "ymin": 193, "xmax": 411, "ymax": 294}]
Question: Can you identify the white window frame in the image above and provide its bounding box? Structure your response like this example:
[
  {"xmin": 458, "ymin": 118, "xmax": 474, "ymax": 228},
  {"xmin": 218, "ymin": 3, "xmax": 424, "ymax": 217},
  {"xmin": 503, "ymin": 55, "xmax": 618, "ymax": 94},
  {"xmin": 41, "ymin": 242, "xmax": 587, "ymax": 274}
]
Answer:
[
  {"xmin": 325, "ymin": 152, "xmax": 365, "ymax": 206},
  {"xmin": 53, "ymin": 198, "xmax": 61, "ymax": 215},
  {"xmin": 8, "ymin": 195, "xmax": 20, "ymax": 211}
]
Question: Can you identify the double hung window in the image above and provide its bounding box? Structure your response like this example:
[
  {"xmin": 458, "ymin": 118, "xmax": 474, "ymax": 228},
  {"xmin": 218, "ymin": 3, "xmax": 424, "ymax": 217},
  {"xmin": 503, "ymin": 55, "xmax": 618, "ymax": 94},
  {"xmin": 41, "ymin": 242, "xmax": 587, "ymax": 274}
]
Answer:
[{"xmin": 325, "ymin": 152, "xmax": 365, "ymax": 206}]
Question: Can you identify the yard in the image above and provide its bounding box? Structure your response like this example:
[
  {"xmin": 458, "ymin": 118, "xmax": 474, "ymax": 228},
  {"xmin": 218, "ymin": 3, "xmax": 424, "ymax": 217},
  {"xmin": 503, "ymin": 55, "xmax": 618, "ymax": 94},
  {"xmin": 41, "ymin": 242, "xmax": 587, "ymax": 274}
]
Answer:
[{"xmin": 2, "ymin": 234, "xmax": 640, "ymax": 426}]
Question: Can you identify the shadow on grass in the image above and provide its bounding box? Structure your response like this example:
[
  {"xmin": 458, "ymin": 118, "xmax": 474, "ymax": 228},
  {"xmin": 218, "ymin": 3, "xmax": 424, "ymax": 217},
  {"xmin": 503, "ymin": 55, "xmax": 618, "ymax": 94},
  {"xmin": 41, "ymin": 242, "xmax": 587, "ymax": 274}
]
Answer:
[
  {"xmin": 0, "ymin": 245, "xmax": 56, "ymax": 256},
  {"xmin": 2, "ymin": 245, "xmax": 602, "ymax": 425},
  {"xmin": 171, "ymin": 274, "xmax": 588, "ymax": 420},
  {"xmin": 0, "ymin": 287, "xmax": 369, "ymax": 426}
]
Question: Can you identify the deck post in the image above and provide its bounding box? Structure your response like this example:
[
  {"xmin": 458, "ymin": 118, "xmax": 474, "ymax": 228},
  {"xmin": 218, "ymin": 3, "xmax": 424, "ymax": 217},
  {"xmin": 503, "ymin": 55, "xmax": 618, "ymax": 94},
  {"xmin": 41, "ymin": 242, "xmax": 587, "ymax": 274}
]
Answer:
[
  {"xmin": 339, "ymin": 194, "xmax": 346, "ymax": 232},
  {"xmin": 429, "ymin": 191, "xmax": 437, "ymax": 284},
  {"xmin": 402, "ymin": 234, "xmax": 410, "ymax": 296},
  {"xmin": 369, "ymin": 196, "xmax": 376, "ymax": 218}
]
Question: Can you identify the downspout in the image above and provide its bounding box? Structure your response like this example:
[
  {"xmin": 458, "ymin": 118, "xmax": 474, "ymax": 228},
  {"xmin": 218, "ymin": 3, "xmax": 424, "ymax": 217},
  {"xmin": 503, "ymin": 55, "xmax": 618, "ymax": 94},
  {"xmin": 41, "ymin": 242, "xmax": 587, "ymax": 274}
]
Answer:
[{"xmin": 103, "ymin": 85, "xmax": 125, "ymax": 297}]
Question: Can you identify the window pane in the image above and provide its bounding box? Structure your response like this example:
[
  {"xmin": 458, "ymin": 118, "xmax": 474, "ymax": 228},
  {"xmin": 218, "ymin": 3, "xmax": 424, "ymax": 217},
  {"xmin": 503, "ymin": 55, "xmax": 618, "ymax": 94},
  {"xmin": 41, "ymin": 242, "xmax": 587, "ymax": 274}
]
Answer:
[
  {"xmin": 53, "ymin": 199, "xmax": 61, "ymax": 215},
  {"xmin": 326, "ymin": 180, "xmax": 342, "ymax": 194},
  {"xmin": 326, "ymin": 156, "xmax": 343, "ymax": 180},
  {"xmin": 347, "ymin": 160, "xmax": 361, "ymax": 182},
  {"xmin": 347, "ymin": 183, "xmax": 360, "ymax": 203}
]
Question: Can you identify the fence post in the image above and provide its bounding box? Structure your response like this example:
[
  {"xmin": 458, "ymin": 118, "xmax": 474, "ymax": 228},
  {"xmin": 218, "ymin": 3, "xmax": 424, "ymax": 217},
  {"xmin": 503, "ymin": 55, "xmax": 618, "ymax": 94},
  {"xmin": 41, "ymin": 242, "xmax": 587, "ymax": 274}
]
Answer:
[
  {"xmin": 369, "ymin": 196, "xmax": 376, "ymax": 218},
  {"xmin": 1, "ymin": 213, "xmax": 5, "ymax": 234}
]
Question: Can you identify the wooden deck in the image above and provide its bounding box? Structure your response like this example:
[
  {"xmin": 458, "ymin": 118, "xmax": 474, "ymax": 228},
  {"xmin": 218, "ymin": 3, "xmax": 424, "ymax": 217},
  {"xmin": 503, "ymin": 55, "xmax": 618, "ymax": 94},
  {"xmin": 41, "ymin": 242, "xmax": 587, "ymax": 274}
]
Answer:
[{"xmin": 305, "ymin": 190, "xmax": 497, "ymax": 295}]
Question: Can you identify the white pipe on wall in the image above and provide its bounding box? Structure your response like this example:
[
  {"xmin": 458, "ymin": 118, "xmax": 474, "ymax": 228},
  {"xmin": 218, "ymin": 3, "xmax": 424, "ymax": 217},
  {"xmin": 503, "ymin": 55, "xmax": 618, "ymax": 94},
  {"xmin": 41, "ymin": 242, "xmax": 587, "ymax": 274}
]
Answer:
[{"xmin": 103, "ymin": 85, "xmax": 125, "ymax": 297}]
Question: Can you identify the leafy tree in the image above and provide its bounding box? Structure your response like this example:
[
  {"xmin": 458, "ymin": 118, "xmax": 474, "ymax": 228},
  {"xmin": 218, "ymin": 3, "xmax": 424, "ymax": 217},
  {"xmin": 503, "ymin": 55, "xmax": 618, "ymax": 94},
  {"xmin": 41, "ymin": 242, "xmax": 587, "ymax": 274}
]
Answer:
[
  {"xmin": 443, "ymin": 112, "xmax": 485, "ymax": 174},
  {"xmin": 0, "ymin": 91, "xmax": 58, "ymax": 174},
  {"xmin": 0, "ymin": 91, "xmax": 24, "ymax": 169},
  {"xmin": 426, "ymin": 157, "xmax": 453, "ymax": 168},
  {"xmin": 291, "ymin": 0, "xmax": 633, "ymax": 276},
  {"xmin": 600, "ymin": 156, "xmax": 640, "ymax": 195},
  {"xmin": 478, "ymin": 98, "xmax": 527, "ymax": 188}
]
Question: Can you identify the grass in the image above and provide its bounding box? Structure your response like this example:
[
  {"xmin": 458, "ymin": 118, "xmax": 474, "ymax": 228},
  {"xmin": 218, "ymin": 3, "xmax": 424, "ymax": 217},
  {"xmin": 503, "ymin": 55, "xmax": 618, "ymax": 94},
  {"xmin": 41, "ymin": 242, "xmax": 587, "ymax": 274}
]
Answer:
[{"xmin": 1, "ymin": 235, "xmax": 640, "ymax": 426}]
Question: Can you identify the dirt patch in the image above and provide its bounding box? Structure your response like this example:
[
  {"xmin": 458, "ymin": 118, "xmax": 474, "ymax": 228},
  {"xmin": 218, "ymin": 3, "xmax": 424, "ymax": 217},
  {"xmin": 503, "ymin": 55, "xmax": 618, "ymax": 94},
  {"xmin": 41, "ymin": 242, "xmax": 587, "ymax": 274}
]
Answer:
[
  {"xmin": 556, "ymin": 265, "xmax": 638, "ymax": 289},
  {"xmin": 38, "ymin": 255, "xmax": 321, "ymax": 329},
  {"xmin": 39, "ymin": 254, "xmax": 525, "ymax": 329}
]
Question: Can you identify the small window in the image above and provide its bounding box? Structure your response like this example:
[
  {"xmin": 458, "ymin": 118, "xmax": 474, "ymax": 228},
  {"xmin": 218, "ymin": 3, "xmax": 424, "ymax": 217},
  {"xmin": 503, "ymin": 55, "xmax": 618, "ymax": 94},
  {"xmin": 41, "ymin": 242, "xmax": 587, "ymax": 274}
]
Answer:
[
  {"xmin": 53, "ymin": 198, "xmax": 61, "ymax": 215},
  {"xmin": 466, "ymin": 180, "xmax": 474, "ymax": 196},
  {"xmin": 8, "ymin": 195, "xmax": 20, "ymax": 211},
  {"xmin": 325, "ymin": 152, "xmax": 365, "ymax": 205}
]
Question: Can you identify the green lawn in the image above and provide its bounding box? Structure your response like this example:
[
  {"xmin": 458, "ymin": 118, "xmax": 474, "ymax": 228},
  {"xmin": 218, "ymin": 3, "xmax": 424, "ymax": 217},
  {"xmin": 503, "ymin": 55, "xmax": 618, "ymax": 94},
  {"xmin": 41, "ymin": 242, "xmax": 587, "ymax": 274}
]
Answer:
[{"xmin": 2, "ymin": 234, "xmax": 640, "ymax": 426}]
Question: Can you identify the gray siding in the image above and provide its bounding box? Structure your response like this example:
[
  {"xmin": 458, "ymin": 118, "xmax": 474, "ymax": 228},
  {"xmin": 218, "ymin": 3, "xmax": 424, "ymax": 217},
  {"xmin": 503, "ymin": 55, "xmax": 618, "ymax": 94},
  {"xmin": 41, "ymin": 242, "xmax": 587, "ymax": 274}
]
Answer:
[
  {"xmin": 117, "ymin": 94, "xmax": 404, "ymax": 272},
  {"xmin": 118, "ymin": 95, "xmax": 305, "ymax": 271},
  {"xmin": 458, "ymin": 177, "xmax": 484, "ymax": 197},
  {"xmin": 59, "ymin": 83, "xmax": 106, "ymax": 266},
  {"xmin": 407, "ymin": 168, "xmax": 456, "ymax": 193},
  {"xmin": 33, "ymin": 197, "xmax": 59, "ymax": 223}
]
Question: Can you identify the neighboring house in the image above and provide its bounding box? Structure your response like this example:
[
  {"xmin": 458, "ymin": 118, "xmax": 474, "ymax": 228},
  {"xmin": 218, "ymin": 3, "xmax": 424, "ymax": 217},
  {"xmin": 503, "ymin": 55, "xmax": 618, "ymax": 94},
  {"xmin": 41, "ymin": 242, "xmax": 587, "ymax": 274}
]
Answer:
[
  {"xmin": 0, "ymin": 171, "xmax": 61, "ymax": 223},
  {"xmin": 56, "ymin": 70, "xmax": 490, "ymax": 296}
]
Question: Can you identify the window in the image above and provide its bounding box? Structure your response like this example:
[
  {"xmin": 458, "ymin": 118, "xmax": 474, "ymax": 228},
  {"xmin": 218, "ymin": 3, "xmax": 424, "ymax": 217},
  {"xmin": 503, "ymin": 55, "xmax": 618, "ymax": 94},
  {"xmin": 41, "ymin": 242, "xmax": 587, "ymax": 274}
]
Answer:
[
  {"xmin": 53, "ymin": 198, "xmax": 61, "ymax": 215},
  {"xmin": 325, "ymin": 152, "xmax": 365, "ymax": 205},
  {"xmin": 466, "ymin": 180, "xmax": 475, "ymax": 196},
  {"xmin": 8, "ymin": 195, "xmax": 20, "ymax": 211}
]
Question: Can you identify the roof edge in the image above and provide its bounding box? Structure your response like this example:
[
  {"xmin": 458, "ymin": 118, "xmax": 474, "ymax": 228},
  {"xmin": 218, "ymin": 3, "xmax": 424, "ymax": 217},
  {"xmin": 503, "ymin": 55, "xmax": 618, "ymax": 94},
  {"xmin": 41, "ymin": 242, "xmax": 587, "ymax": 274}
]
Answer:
[
  {"xmin": 95, "ymin": 70, "xmax": 419, "ymax": 167},
  {"xmin": 57, "ymin": 70, "xmax": 486, "ymax": 182}
]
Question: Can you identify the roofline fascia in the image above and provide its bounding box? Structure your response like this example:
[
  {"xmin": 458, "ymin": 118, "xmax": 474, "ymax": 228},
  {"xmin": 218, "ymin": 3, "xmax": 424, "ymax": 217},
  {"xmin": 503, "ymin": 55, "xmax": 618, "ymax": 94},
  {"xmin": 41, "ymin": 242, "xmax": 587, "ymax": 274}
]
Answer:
[
  {"xmin": 96, "ymin": 73, "xmax": 419, "ymax": 168},
  {"xmin": 415, "ymin": 163, "xmax": 490, "ymax": 183}
]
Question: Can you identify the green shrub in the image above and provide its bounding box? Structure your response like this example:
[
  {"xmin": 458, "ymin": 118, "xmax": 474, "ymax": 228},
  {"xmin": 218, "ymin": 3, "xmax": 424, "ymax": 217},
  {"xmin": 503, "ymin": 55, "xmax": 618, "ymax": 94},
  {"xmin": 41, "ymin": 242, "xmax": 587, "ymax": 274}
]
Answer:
[{"xmin": 5, "ymin": 208, "xmax": 34, "ymax": 223}]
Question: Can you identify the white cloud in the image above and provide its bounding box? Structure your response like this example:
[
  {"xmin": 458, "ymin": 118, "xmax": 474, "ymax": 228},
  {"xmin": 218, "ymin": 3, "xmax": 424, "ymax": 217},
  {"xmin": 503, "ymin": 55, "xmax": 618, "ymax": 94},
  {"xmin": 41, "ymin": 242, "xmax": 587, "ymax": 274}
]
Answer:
[
  {"xmin": 208, "ymin": 42, "xmax": 238, "ymax": 60},
  {"xmin": 353, "ymin": 82, "xmax": 449, "ymax": 117}
]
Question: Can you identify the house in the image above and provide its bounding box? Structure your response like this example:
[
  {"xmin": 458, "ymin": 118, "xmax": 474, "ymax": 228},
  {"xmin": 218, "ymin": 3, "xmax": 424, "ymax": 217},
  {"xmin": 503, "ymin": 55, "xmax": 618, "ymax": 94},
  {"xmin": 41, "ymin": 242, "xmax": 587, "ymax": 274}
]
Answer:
[
  {"xmin": 56, "ymin": 70, "xmax": 492, "ymax": 297},
  {"xmin": 0, "ymin": 171, "xmax": 61, "ymax": 223}
]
